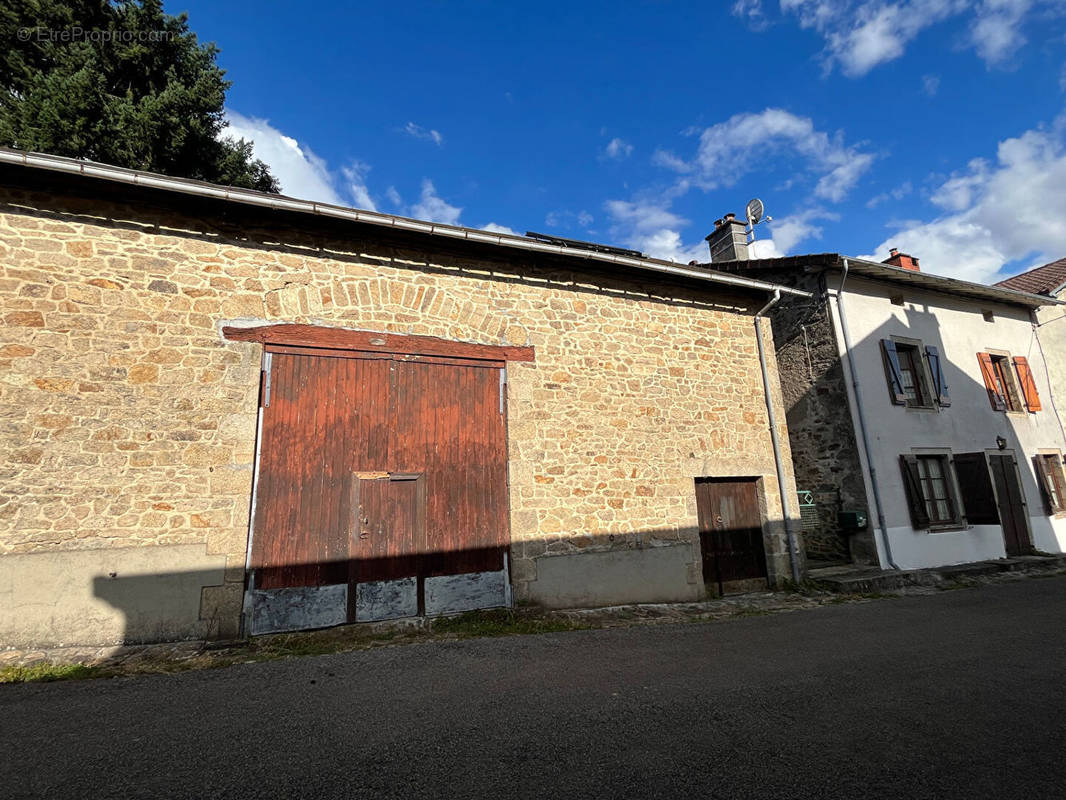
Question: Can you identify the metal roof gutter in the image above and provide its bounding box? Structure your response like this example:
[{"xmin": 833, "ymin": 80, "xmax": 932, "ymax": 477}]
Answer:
[{"xmin": 0, "ymin": 148, "xmax": 811, "ymax": 300}]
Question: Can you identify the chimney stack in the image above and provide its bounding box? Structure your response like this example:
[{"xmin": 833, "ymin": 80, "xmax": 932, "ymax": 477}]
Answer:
[
  {"xmin": 705, "ymin": 212, "xmax": 749, "ymax": 262},
  {"xmin": 883, "ymin": 247, "xmax": 920, "ymax": 272}
]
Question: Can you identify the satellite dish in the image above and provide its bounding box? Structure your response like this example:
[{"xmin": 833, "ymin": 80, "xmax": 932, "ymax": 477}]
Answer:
[{"xmin": 746, "ymin": 198, "xmax": 764, "ymax": 226}]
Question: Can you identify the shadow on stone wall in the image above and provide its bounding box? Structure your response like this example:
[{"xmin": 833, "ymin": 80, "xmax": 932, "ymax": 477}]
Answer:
[
  {"xmin": 90, "ymin": 516, "xmax": 792, "ymax": 646},
  {"xmin": 778, "ymin": 277, "xmax": 1052, "ymax": 565},
  {"xmin": 92, "ymin": 568, "xmax": 235, "ymax": 645},
  {"xmin": 721, "ymin": 258, "xmax": 1060, "ymax": 566}
]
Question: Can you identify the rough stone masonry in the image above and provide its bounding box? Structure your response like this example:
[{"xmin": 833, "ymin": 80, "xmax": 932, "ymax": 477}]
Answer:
[{"xmin": 0, "ymin": 170, "xmax": 803, "ymax": 649}]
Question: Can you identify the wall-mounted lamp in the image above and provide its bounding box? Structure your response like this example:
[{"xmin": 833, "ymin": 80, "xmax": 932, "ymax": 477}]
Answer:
[{"xmin": 996, "ymin": 436, "xmax": 1007, "ymax": 450}]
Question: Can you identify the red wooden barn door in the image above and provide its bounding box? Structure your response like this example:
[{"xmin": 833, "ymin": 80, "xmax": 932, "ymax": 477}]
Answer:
[
  {"xmin": 390, "ymin": 358, "xmax": 509, "ymax": 578},
  {"xmin": 251, "ymin": 352, "xmax": 389, "ymax": 591},
  {"xmin": 249, "ymin": 347, "xmax": 510, "ymax": 632}
]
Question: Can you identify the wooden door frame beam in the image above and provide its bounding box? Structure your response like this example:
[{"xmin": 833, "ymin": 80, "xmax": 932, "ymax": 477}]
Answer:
[{"xmin": 223, "ymin": 323, "xmax": 534, "ymax": 363}]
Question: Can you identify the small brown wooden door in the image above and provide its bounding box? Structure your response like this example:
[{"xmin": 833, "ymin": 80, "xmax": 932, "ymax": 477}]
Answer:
[
  {"xmin": 351, "ymin": 474, "xmax": 425, "ymax": 584},
  {"xmin": 988, "ymin": 454, "xmax": 1032, "ymax": 556},
  {"xmin": 695, "ymin": 478, "xmax": 768, "ymax": 596}
]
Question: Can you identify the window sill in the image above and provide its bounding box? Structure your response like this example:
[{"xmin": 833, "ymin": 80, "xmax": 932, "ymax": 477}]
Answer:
[
  {"xmin": 926, "ymin": 523, "xmax": 968, "ymax": 533},
  {"xmin": 903, "ymin": 404, "xmax": 938, "ymax": 412}
]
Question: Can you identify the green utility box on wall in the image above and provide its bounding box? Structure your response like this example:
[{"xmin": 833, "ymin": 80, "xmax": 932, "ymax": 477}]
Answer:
[{"xmin": 838, "ymin": 511, "xmax": 868, "ymax": 530}]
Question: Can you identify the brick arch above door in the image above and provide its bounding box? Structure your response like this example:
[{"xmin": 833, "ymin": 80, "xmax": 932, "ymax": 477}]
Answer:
[{"xmin": 247, "ymin": 276, "xmax": 540, "ymax": 353}]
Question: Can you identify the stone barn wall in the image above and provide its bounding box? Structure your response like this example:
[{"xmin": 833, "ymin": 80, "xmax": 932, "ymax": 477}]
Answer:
[{"xmin": 0, "ymin": 174, "xmax": 802, "ymax": 648}]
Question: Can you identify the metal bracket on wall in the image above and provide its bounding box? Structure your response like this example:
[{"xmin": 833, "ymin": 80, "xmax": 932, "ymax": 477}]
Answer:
[{"xmin": 261, "ymin": 352, "xmax": 273, "ymax": 408}]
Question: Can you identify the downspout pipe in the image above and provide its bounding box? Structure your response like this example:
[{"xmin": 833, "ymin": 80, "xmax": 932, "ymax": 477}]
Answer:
[
  {"xmin": 754, "ymin": 289, "xmax": 802, "ymax": 584},
  {"xmin": 835, "ymin": 259, "xmax": 899, "ymax": 570}
]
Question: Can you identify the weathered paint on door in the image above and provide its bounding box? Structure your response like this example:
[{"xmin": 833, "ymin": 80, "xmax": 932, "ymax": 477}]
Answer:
[
  {"xmin": 249, "ymin": 347, "xmax": 509, "ymax": 628},
  {"xmin": 252, "ymin": 353, "xmax": 388, "ymax": 591},
  {"xmin": 694, "ymin": 478, "xmax": 768, "ymax": 596},
  {"xmin": 988, "ymin": 454, "xmax": 1032, "ymax": 557}
]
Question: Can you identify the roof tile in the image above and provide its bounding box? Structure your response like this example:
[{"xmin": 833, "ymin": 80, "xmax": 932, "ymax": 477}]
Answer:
[{"xmin": 995, "ymin": 257, "xmax": 1066, "ymax": 296}]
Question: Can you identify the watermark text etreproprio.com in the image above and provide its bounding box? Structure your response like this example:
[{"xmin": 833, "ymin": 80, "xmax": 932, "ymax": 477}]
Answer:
[{"xmin": 18, "ymin": 27, "xmax": 174, "ymax": 44}]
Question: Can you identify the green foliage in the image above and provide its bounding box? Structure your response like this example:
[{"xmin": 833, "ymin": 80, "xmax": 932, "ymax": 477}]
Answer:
[
  {"xmin": 0, "ymin": 662, "xmax": 103, "ymax": 683},
  {"xmin": 0, "ymin": 0, "xmax": 278, "ymax": 191}
]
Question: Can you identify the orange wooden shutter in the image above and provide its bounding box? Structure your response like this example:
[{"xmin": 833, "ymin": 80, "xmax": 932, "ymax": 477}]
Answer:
[
  {"xmin": 977, "ymin": 353, "xmax": 1007, "ymax": 411},
  {"xmin": 1013, "ymin": 356, "xmax": 1042, "ymax": 412}
]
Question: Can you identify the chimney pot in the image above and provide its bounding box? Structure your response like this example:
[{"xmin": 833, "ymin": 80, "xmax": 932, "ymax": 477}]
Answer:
[
  {"xmin": 883, "ymin": 248, "xmax": 920, "ymax": 272},
  {"xmin": 705, "ymin": 212, "xmax": 750, "ymax": 263}
]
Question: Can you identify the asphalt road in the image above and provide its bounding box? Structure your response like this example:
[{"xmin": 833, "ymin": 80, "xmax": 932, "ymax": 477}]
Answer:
[{"xmin": 3, "ymin": 578, "xmax": 1066, "ymax": 799}]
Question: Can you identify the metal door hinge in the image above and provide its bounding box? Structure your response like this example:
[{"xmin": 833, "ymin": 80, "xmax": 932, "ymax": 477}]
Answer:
[{"xmin": 261, "ymin": 352, "xmax": 273, "ymax": 408}]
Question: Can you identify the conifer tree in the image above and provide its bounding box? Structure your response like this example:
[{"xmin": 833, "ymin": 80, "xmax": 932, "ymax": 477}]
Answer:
[{"xmin": 0, "ymin": 0, "xmax": 279, "ymax": 192}]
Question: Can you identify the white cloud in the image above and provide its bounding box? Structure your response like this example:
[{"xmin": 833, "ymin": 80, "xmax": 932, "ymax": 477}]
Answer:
[
  {"xmin": 745, "ymin": 208, "xmax": 836, "ymax": 258},
  {"xmin": 410, "ymin": 179, "xmax": 462, "ymax": 225},
  {"xmin": 656, "ymin": 108, "xmax": 875, "ymax": 202},
  {"xmin": 970, "ymin": 0, "xmax": 1034, "ymax": 64},
  {"xmin": 222, "ymin": 111, "xmax": 344, "ymax": 204},
  {"xmin": 922, "ymin": 74, "xmax": 941, "ymax": 96},
  {"xmin": 545, "ymin": 209, "xmax": 595, "ymax": 229},
  {"xmin": 738, "ymin": 1, "xmax": 1049, "ymax": 76},
  {"xmin": 816, "ymin": 153, "xmax": 877, "ymax": 201},
  {"xmin": 403, "ymin": 122, "xmax": 444, "ymax": 146},
  {"xmin": 216, "ymin": 112, "xmax": 472, "ymax": 231},
  {"xmin": 605, "ymin": 199, "xmax": 688, "ymax": 234},
  {"xmin": 651, "ymin": 149, "xmax": 690, "ymax": 172},
  {"xmin": 603, "ymin": 109, "xmax": 867, "ymax": 262},
  {"xmin": 604, "ymin": 198, "xmax": 707, "ymax": 262},
  {"xmin": 930, "ymin": 163, "xmax": 988, "ymax": 211},
  {"xmin": 604, "ymin": 198, "xmax": 833, "ymax": 263},
  {"xmin": 765, "ymin": 208, "xmax": 836, "ymax": 252},
  {"xmin": 866, "ymin": 180, "xmax": 914, "ymax": 208},
  {"xmin": 481, "ymin": 223, "xmax": 520, "ymax": 235},
  {"xmin": 861, "ymin": 114, "xmax": 1066, "ymax": 283},
  {"xmin": 732, "ymin": 0, "xmax": 771, "ymax": 30},
  {"xmin": 341, "ymin": 161, "xmax": 377, "ymax": 211},
  {"xmin": 604, "ymin": 138, "xmax": 634, "ymax": 160},
  {"xmin": 748, "ymin": 239, "xmax": 784, "ymax": 259}
]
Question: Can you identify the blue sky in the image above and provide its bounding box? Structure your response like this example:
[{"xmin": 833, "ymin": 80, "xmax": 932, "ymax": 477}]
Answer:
[{"xmin": 174, "ymin": 1, "xmax": 1066, "ymax": 284}]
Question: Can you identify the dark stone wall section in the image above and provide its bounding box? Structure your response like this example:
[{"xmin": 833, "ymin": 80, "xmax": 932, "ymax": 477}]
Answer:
[{"xmin": 760, "ymin": 271, "xmax": 873, "ymax": 563}]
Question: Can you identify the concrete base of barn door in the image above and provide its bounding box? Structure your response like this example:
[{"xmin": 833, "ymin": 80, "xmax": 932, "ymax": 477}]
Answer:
[{"xmin": 245, "ymin": 560, "xmax": 513, "ymax": 636}]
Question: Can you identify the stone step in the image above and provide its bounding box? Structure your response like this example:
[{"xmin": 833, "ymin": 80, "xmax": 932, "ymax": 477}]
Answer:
[{"xmin": 811, "ymin": 555, "xmax": 1066, "ymax": 594}]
